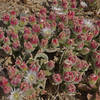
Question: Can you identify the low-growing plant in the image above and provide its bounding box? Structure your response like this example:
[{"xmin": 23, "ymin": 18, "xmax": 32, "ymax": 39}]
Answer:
[{"xmin": 0, "ymin": 0, "xmax": 100, "ymax": 100}]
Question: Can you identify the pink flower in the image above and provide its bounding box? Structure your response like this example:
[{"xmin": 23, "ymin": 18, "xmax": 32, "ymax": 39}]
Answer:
[
  {"xmin": 23, "ymin": 34, "xmax": 30, "ymax": 40},
  {"xmin": 20, "ymin": 62, "xmax": 27, "ymax": 71},
  {"xmin": 58, "ymin": 22, "xmax": 65, "ymax": 30},
  {"xmin": 39, "ymin": 8, "xmax": 47, "ymax": 15},
  {"xmin": 77, "ymin": 33, "xmax": 87, "ymax": 41},
  {"xmin": 52, "ymin": 38, "xmax": 59, "ymax": 47},
  {"xmin": 10, "ymin": 10, "xmax": 16, "ymax": 16},
  {"xmin": 96, "ymin": 60, "xmax": 100, "ymax": 68},
  {"xmin": 86, "ymin": 33, "xmax": 93, "ymax": 41},
  {"xmin": 53, "ymin": 74, "xmax": 62, "ymax": 84},
  {"xmin": 67, "ymin": 39, "xmax": 74, "ymax": 45},
  {"xmin": 30, "ymin": 34, "xmax": 39, "ymax": 46},
  {"xmin": 20, "ymin": 82, "xmax": 30, "ymax": 91},
  {"xmin": 40, "ymin": 39, "xmax": 48, "ymax": 48},
  {"xmin": 24, "ymin": 27, "xmax": 31, "ymax": 34},
  {"xmin": 52, "ymin": 0, "xmax": 58, "ymax": 5},
  {"xmin": 15, "ymin": 59, "xmax": 21, "ymax": 65},
  {"xmin": 2, "ymin": 77, "xmax": 8, "ymax": 86},
  {"xmin": 47, "ymin": 60, "xmax": 55, "ymax": 70},
  {"xmin": 96, "ymin": 20, "xmax": 100, "ymax": 27},
  {"xmin": 20, "ymin": 16, "xmax": 27, "ymax": 22},
  {"xmin": 37, "ymin": 70, "xmax": 45, "ymax": 80},
  {"xmin": 30, "ymin": 63, "xmax": 40, "ymax": 72},
  {"xmin": 28, "ymin": 15, "xmax": 36, "ymax": 23},
  {"xmin": 32, "ymin": 24, "xmax": 40, "ymax": 33},
  {"xmin": 24, "ymin": 41, "xmax": 33, "ymax": 50},
  {"xmin": 58, "ymin": 31, "xmax": 66, "ymax": 40},
  {"xmin": 10, "ymin": 18, "xmax": 18, "ymax": 25},
  {"xmin": 3, "ymin": 86, "xmax": 11, "ymax": 94},
  {"xmin": 88, "ymin": 74, "xmax": 98, "ymax": 86},
  {"xmin": 2, "ymin": 14, "xmax": 10, "ymax": 22},
  {"xmin": 49, "ymin": 12, "xmax": 56, "ymax": 21},
  {"xmin": 3, "ymin": 45, "xmax": 11, "ymax": 54},
  {"xmin": 12, "ymin": 41, "xmax": 20, "ymax": 49},
  {"xmin": 68, "ymin": 11, "xmax": 75, "ymax": 19},
  {"xmin": 63, "ymin": 59, "xmax": 72, "ymax": 71},
  {"xmin": 11, "ymin": 32, "xmax": 18, "ymax": 39},
  {"xmin": 7, "ymin": 66, "xmax": 17, "ymax": 79},
  {"xmin": 0, "ymin": 32, "xmax": 4, "ymax": 40},
  {"xmin": 77, "ymin": 42, "xmax": 84, "ymax": 50},
  {"xmin": 74, "ymin": 26, "xmax": 82, "ymax": 33},
  {"xmin": 74, "ymin": 72, "xmax": 82, "ymax": 83},
  {"xmin": 71, "ymin": 2, "xmax": 76, "ymax": 8},
  {"xmin": 91, "ymin": 40, "xmax": 99, "ymax": 49},
  {"xmin": 4, "ymin": 37, "xmax": 10, "ymax": 44},
  {"xmin": 11, "ymin": 74, "xmax": 22, "ymax": 85},
  {"xmin": 67, "ymin": 84, "xmax": 76, "ymax": 93},
  {"xmin": 64, "ymin": 71, "xmax": 75, "ymax": 82},
  {"xmin": 62, "ymin": 0, "xmax": 67, "ymax": 9},
  {"xmin": 68, "ymin": 55, "xmax": 77, "ymax": 65}
]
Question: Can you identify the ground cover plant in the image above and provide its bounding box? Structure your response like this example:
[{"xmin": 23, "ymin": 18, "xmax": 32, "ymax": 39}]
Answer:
[{"xmin": 0, "ymin": 0, "xmax": 100, "ymax": 100}]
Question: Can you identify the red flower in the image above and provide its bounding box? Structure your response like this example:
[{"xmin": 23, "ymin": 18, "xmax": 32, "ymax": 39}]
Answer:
[
  {"xmin": 62, "ymin": 0, "xmax": 67, "ymax": 9},
  {"xmin": 39, "ymin": 8, "xmax": 47, "ymax": 15},
  {"xmin": 30, "ymin": 34, "xmax": 39, "ymax": 46},
  {"xmin": 96, "ymin": 60, "xmax": 100, "ymax": 68},
  {"xmin": 37, "ymin": 70, "xmax": 45, "ymax": 80},
  {"xmin": 20, "ymin": 82, "xmax": 30, "ymax": 91},
  {"xmin": 24, "ymin": 27, "xmax": 31, "ymax": 34},
  {"xmin": 12, "ymin": 41, "xmax": 20, "ymax": 49},
  {"xmin": 52, "ymin": 38, "xmax": 59, "ymax": 47},
  {"xmin": 23, "ymin": 34, "xmax": 30, "ymax": 40},
  {"xmin": 64, "ymin": 71, "xmax": 75, "ymax": 82},
  {"xmin": 32, "ymin": 24, "xmax": 40, "ymax": 33},
  {"xmin": 40, "ymin": 39, "xmax": 48, "ymax": 48},
  {"xmin": 53, "ymin": 74, "xmax": 62, "ymax": 84},
  {"xmin": 74, "ymin": 72, "xmax": 82, "ymax": 83},
  {"xmin": 10, "ymin": 18, "xmax": 18, "ymax": 25},
  {"xmin": 3, "ymin": 86, "xmax": 11, "ymax": 94},
  {"xmin": 89, "ymin": 74, "xmax": 98, "ymax": 81},
  {"xmin": 2, "ymin": 77, "xmax": 8, "ymax": 86},
  {"xmin": 10, "ymin": 10, "xmax": 16, "ymax": 16},
  {"xmin": 91, "ymin": 40, "xmax": 99, "ymax": 49},
  {"xmin": 20, "ymin": 62, "xmax": 27, "ymax": 71},
  {"xmin": 63, "ymin": 59, "xmax": 72, "ymax": 71},
  {"xmin": 2, "ymin": 14, "xmax": 10, "ymax": 22},
  {"xmin": 49, "ymin": 12, "xmax": 56, "ymax": 21},
  {"xmin": 20, "ymin": 16, "xmax": 27, "ymax": 22},
  {"xmin": 67, "ymin": 84, "xmax": 76, "ymax": 93},
  {"xmin": 67, "ymin": 39, "xmax": 74, "ymax": 45},
  {"xmin": 52, "ymin": 0, "xmax": 58, "ymax": 5},
  {"xmin": 68, "ymin": 11, "xmax": 75, "ymax": 19},
  {"xmin": 68, "ymin": 55, "xmax": 77, "ymax": 65},
  {"xmin": 58, "ymin": 22, "xmax": 65, "ymax": 30},
  {"xmin": 28, "ymin": 15, "xmax": 36, "ymax": 23},
  {"xmin": 86, "ymin": 32, "xmax": 93, "ymax": 41},
  {"xmin": 3, "ymin": 45, "xmax": 11, "ymax": 54},
  {"xmin": 47, "ymin": 60, "xmax": 55, "ymax": 70},
  {"xmin": 0, "ymin": 32, "xmax": 4, "ymax": 40}
]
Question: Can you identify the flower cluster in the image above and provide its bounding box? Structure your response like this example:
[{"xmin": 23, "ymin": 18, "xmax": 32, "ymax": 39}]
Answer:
[{"xmin": 0, "ymin": 0, "xmax": 100, "ymax": 99}]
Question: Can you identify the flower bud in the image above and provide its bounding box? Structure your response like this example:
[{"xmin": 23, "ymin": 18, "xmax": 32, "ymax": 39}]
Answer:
[
  {"xmin": 66, "ymin": 84, "xmax": 76, "ymax": 94},
  {"xmin": 47, "ymin": 60, "xmax": 55, "ymax": 70},
  {"xmin": 88, "ymin": 74, "xmax": 98, "ymax": 86},
  {"xmin": 51, "ymin": 38, "xmax": 59, "ymax": 48},
  {"xmin": 64, "ymin": 71, "xmax": 75, "ymax": 82},
  {"xmin": 53, "ymin": 74, "xmax": 62, "ymax": 85},
  {"xmin": 80, "ymin": 47, "xmax": 90, "ymax": 55},
  {"xmin": 37, "ymin": 70, "xmax": 45, "ymax": 81}
]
